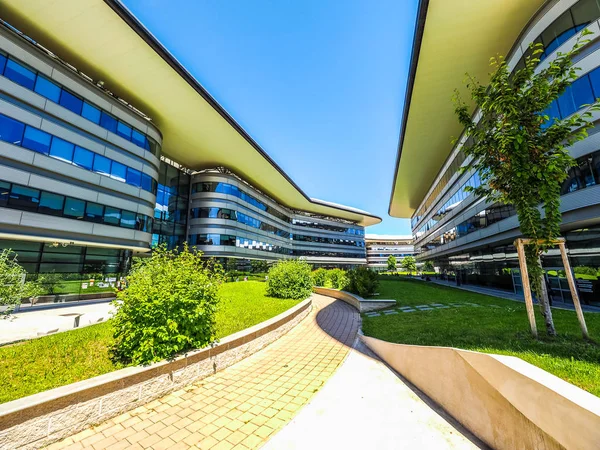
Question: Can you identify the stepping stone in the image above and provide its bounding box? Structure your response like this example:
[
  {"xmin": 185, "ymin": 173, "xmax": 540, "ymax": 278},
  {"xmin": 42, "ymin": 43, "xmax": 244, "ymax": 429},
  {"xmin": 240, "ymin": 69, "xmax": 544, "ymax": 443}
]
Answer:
[
  {"xmin": 365, "ymin": 312, "xmax": 380, "ymax": 317},
  {"xmin": 383, "ymin": 310, "xmax": 398, "ymax": 315},
  {"xmin": 415, "ymin": 306, "xmax": 433, "ymax": 311},
  {"xmin": 449, "ymin": 303, "xmax": 465, "ymax": 307},
  {"xmin": 465, "ymin": 303, "xmax": 481, "ymax": 307},
  {"xmin": 489, "ymin": 305, "xmax": 501, "ymax": 308},
  {"xmin": 398, "ymin": 306, "xmax": 414, "ymax": 310},
  {"xmin": 399, "ymin": 308, "xmax": 416, "ymax": 313},
  {"xmin": 415, "ymin": 305, "xmax": 431, "ymax": 308}
]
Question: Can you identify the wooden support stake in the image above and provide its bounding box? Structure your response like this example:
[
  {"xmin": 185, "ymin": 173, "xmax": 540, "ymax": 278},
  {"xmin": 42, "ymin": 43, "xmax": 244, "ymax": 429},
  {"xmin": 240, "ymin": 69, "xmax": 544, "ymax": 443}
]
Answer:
[
  {"xmin": 558, "ymin": 242, "xmax": 589, "ymax": 339},
  {"xmin": 515, "ymin": 239, "xmax": 537, "ymax": 338}
]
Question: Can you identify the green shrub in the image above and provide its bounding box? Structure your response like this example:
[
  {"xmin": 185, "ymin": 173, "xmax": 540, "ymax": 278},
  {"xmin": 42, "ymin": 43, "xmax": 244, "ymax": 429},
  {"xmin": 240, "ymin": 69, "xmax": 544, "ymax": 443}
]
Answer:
[
  {"xmin": 266, "ymin": 259, "xmax": 313, "ymax": 300},
  {"xmin": 311, "ymin": 268, "xmax": 328, "ymax": 287},
  {"xmin": 0, "ymin": 249, "xmax": 41, "ymax": 314},
  {"xmin": 573, "ymin": 266, "xmax": 599, "ymax": 277},
  {"xmin": 326, "ymin": 268, "xmax": 349, "ymax": 290},
  {"xmin": 347, "ymin": 266, "xmax": 379, "ymax": 297},
  {"xmin": 111, "ymin": 244, "xmax": 223, "ymax": 365}
]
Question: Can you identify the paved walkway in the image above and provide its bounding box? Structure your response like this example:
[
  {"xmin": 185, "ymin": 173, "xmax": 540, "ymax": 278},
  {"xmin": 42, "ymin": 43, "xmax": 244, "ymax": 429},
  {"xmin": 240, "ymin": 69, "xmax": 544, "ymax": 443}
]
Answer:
[
  {"xmin": 430, "ymin": 279, "xmax": 600, "ymax": 313},
  {"xmin": 46, "ymin": 294, "xmax": 481, "ymax": 450},
  {"xmin": 0, "ymin": 301, "xmax": 115, "ymax": 345}
]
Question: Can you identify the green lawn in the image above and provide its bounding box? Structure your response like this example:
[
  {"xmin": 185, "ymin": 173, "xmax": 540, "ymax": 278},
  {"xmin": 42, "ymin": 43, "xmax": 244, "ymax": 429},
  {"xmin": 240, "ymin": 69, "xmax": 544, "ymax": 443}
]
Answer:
[
  {"xmin": 363, "ymin": 278, "xmax": 600, "ymax": 397},
  {"xmin": 0, "ymin": 281, "xmax": 300, "ymax": 404}
]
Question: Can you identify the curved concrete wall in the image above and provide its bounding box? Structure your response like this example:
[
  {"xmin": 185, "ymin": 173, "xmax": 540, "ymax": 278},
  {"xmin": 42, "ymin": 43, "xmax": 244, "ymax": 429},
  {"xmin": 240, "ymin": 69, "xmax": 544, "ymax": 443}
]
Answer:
[{"xmin": 361, "ymin": 335, "xmax": 600, "ymax": 450}]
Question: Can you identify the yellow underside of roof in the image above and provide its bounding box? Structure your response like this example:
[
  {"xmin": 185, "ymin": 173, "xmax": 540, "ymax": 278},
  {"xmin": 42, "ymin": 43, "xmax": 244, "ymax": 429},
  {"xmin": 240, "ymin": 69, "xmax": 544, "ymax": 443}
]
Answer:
[
  {"xmin": 389, "ymin": 0, "xmax": 546, "ymax": 218},
  {"xmin": 0, "ymin": 0, "xmax": 380, "ymax": 226}
]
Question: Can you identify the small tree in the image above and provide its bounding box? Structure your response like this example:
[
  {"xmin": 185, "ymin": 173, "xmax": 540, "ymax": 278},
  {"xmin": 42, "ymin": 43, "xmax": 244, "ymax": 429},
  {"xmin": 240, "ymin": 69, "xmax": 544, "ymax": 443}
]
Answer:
[
  {"xmin": 311, "ymin": 268, "xmax": 328, "ymax": 287},
  {"xmin": 266, "ymin": 259, "xmax": 313, "ymax": 300},
  {"xmin": 250, "ymin": 259, "xmax": 269, "ymax": 274},
  {"xmin": 453, "ymin": 33, "xmax": 599, "ymax": 336},
  {"xmin": 347, "ymin": 267, "xmax": 379, "ymax": 297},
  {"xmin": 387, "ymin": 255, "xmax": 397, "ymax": 272},
  {"xmin": 225, "ymin": 258, "xmax": 238, "ymax": 274},
  {"xmin": 326, "ymin": 268, "xmax": 349, "ymax": 290},
  {"xmin": 401, "ymin": 256, "xmax": 417, "ymax": 275},
  {"xmin": 0, "ymin": 249, "xmax": 40, "ymax": 315},
  {"xmin": 111, "ymin": 244, "xmax": 223, "ymax": 365},
  {"xmin": 423, "ymin": 260, "xmax": 435, "ymax": 273}
]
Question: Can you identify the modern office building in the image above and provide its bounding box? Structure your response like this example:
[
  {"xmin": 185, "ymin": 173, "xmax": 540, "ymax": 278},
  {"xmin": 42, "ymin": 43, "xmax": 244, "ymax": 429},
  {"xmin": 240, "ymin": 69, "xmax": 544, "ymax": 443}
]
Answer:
[
  {"xmin": 365, "ymin": 235, "xmax": 414, "ymax": 271},
  {"xmin": 390, "ymin": 0, "xmax": 600, "ymax": 305},
  {"xmin": 0, "ymin": 1, "xmax": 379, "ymax": 298}
]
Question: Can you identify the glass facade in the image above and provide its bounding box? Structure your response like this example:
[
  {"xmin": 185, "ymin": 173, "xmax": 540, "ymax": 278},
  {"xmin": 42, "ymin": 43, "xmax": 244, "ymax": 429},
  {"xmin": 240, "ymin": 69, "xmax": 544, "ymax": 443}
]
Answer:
[
  {"xmin": 0, "ymin": 49, "xmax": 160, "ymax": 155},
  {"xmin": 0, "ymin": 179, "xmax": 152, "ymax": 231},
  {"xmin": 0, "ymin": 113, "xmax": 158, "ymax": 194},
  {"xmin": 291, "ymin": 218, "xmax": 364, "ymax": 236},
  {"xmin": 152, "ymin": 161, "xmax": 190, "ymax": 249},
  {"xmin": 0, "ymin": 239, "xmax": 129, "ymax": 301},
  {"xmin": 192, "ymin": 181, "xmax": 291, "ymax": 223}
]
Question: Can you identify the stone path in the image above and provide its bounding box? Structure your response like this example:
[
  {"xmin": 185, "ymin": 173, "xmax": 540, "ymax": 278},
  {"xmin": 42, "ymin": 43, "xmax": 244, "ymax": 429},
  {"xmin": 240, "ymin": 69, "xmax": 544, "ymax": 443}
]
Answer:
[
  {"xmin": 46, "ymin": 295, "xmax": 359, "ymax": 450},
  {"xmin": 45, "ymin": 293, "xmax": 483, "ymax": 450},
  {"xmin": 364, "ymin": 302, "xmax": 502, "ymax": 317}
]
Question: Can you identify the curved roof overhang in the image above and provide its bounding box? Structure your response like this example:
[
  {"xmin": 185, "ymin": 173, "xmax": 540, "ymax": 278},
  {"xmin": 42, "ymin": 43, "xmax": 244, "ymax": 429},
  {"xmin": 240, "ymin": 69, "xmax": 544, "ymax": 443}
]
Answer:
[
  {"xmin": 0, "ymin": 0, "xmax": 381, "ymax": 227},
  {"xmin": 388, "ymin": 0, "xmax": 547, "ymax": 218}
]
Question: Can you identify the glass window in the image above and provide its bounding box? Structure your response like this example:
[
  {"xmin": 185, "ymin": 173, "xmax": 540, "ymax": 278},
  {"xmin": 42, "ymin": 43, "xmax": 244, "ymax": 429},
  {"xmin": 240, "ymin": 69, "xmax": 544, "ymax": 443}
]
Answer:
[
  {"xmin": 141, "ymin": 173, "xmax": 152, "ymax": 192},
  {"xmin": 9, "ymin": 185, "xmax": 40, "ymax": 212},
  {"xmin": 22, "ymin": 126, "xmax": 51, "ymax": 154},
  {"xmin": 73, "ymin": 146, "xmax": 94, "ymax": 170},
  {"xmin": 81, "ymin": 102, "xmax": 101, "ymax": 124},
  {"xmin": 571, "ymin": 0, "xmax": 600, "ymax": 28},
  {"xmin": 571, "ymin": 75, "xmax": 595, "ymax": 111},
  {"xmin": 34, "ymin": 76, "xmax": 61, "ymax": 102},
  {"xmin": 38, "ymin": 192, "xmax": 64, "ymax": 216},
  {"xmin": 0, "ymin": 114, "xmax": 25, "ymax": 145},
  {"xmin": 93, "ymin": 154, "xmax": 111, "ymax": 175},
  {"xmin": 103, "ymin": 207, "xmax": 121, "ymax": 225},
  {"xmin": 120, "ymin": 210, "xmax": 136, "ymax": 229},
  {"xmin": 0, "ymin": 52, "xmax": 6, "ymax": 74},
  {"xmin": 116, "ymin": 122, "xmax": 132, "ymax": 140},
  {"xmin": 4, "ymin": 58, "xmax": 36, "ymax": 89},
  {"xmin": 63, "ymin": 197, "xmax": 85, "ymax": 219},
  {"xmin": 49, "ymin": 137, "xmax": 74, "ymax": 162},
  {"xmin": 85, "ymin": 202, "xmax": 104, "ymax": 223},
  {"xmin": 126, "ymin": 168, "xmax": 142, "ymax": 187},
  {"xmin": 100, "ymin": 111, "xmax": 118, "ymax": 133},
  {"xmin": 59, "ymin": 89, "xmax": 83, "ymax": 115},
  {"xmin": 588, "ymin": 67, "xmax": 600, "ymax": 99},
  {"xmin": 131, "ymin": 129, "xmax": 146, "ymax": 148},
  {"xmin": 0, "ymin": 181, "xmax": 10, "ymax": 206},
  {"xmin": 110, "ymin": 161, "xmax": 127, "ymax": 182},
  {"xmin": 541, "ymin": 10, "xmax": 575, "ymax": 55}
]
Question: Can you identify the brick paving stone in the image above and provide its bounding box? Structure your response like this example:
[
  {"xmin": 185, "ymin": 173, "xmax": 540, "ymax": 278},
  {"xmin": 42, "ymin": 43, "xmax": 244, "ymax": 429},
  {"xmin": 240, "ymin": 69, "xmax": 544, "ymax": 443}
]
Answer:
[{"xmin": 46, "ymin": 294, "xmax": 357, "ymax": 450}]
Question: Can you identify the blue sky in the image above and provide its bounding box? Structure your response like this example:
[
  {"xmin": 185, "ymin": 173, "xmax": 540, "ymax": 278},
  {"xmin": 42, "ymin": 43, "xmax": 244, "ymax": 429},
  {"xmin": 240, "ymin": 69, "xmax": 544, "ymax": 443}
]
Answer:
[{"xmin": 123, "ymin": 0, "xmax": 417, "ymax": 235}]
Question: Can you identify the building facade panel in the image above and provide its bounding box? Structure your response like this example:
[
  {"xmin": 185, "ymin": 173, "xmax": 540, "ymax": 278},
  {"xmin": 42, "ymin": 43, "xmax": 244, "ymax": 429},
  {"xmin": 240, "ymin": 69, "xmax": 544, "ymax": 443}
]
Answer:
[{"xmin": 407, "ymin": 0, "xmax": 600, "ymax": 306}]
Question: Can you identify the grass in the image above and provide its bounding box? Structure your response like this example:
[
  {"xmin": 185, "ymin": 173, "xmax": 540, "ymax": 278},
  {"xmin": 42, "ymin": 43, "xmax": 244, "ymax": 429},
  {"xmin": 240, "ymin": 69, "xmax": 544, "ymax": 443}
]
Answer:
[
  {"xmin": 362, "ymin": 278, "xmax": 600, "ymax": 397},
  {"xmin": 0, "ymin": 281, "xmax": 301, "ymax": 404}
]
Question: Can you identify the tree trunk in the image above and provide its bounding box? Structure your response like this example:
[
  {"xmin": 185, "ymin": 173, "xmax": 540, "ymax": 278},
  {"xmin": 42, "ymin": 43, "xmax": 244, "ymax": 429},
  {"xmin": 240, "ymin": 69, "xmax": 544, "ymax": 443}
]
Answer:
[{"xmin": 537, "ymin": 257, "xmax": 556, "ymax": 337}]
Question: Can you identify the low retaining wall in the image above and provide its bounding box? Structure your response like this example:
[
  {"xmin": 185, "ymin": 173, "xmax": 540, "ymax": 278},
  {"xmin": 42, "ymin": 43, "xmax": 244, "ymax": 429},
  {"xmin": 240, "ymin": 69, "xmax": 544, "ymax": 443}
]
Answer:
[
  {"xmin": 313, "ymin": 287, "xmax": 395, "ymax": 312},
  {"xmin": 0, "ymin": 298, "xmax": 312, "ymax": 450},
  {"xmin": 361, "ymin": 335, "xmax": 600, "ymax": 450}
]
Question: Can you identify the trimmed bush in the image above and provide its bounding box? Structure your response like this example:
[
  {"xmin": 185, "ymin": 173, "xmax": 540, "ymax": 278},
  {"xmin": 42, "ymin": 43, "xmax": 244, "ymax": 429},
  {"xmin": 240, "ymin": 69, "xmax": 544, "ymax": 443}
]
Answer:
[
  {"xmin": 347, "ymin": 266, "xmax": 379, "ymax": 297},
  {"xmin": 266, "ymin": 259, "xmax": 313, "ymax": 300},
  {"xmin": 326, "ymin": 268, "xmax": 349, "ymax": 290},
  {"xmin": 311, "ymin": 268, "xmax": 328, "ymax": 287},
  {"xmin": 111, "ymin": 244, "xmax": 223, "ymax": 365}
]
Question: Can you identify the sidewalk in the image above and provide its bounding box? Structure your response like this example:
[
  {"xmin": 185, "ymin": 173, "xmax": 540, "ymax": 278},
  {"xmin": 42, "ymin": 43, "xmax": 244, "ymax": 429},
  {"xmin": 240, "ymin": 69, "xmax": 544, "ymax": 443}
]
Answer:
[
  {"xmin": 0, "ymin": 301, "xmax": 115, "ymax": 345},
  {"xmin": 429, "ymin": 279, "xmax": 600, "ymax": 313}
]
